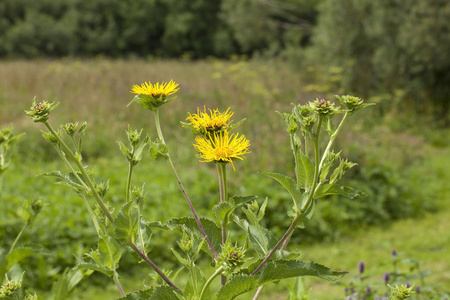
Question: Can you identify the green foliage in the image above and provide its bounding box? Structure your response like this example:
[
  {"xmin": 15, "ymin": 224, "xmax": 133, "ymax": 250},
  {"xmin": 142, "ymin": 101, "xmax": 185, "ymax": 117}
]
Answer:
[{"xmin": 308, "ymin": 0, "xmax": 450, "ymax": 118}]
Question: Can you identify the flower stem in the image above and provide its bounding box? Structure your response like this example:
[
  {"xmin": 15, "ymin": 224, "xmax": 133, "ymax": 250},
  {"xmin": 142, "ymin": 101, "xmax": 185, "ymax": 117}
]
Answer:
[
  {"xmin": 8, "ymin": 221, "xmax": 29, "ymax": 254},
  {"xmin": 217, "ymin": 163, "xmax": 228, "ymax": 285},
  {"xmin": 44, "ymin": 121, "xmax": 114, "ymax": 223},
  {"xmin": 251, "ymin": 116, "xmax": 324, "ymax": 276},
  {"xmin": 130, "ymin": 242, "xmax": 181, "ymax": 292},
  {"xmin": 199, "ymin": 266, "xmax": 224, "ymax": 300},
  {"xmin": 113, "ymin": 272, "xmax": 126, "ymax": 297},
  {"xmin": 153, "ymin": 109, "xmax": 218, "ymax": 260},
  {"xmin": 126, "ymin": 162, "xmax": 133, "ymax": 203}
]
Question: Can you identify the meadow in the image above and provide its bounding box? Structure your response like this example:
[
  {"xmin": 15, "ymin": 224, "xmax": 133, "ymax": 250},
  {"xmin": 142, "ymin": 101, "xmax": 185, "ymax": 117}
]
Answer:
[{"xmin": 0, "ymin": 59, "xmax": 449, "ymax": 299}]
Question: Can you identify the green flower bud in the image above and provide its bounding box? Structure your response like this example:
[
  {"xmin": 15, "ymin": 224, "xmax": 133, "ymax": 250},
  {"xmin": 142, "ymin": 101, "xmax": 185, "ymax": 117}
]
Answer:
[
  {"xmin": 96, "ymin": 180, "xmax": 110, "ymax": 198},
  {"xmin": 63, "ymin": 122, "xmax": 78, "ymax": 136},
  {"xmin": 309, "ymin": 99, "xmax": 337, "ymax": 116},
  {"xmin": 178, "ymin": 231, "xmax": 194, "ymax": 253},
  {"xmin": 126, "ymin": 126, "xmax": 143, "ymax": 148},
  {"xmin": 388, "ymin": 284, "xmax": 415, "ymax": 300},
  {"xmin": 218, "ymin": 241, "xmax": 248, "ymax": 273},
  {"xmin": 336, "ymin": 95, "xmax": 364, "ymax": 110},
  {"xmin": 25, "ymin": 98, "xmax": 59, "ymax": 123},
  {"xmin": 31, "ymin": 199, "xmax": 43, "ymax": 215},
  {"xmin": 0, "ymin": 275, "xmax": 22, "ymax": 298}
]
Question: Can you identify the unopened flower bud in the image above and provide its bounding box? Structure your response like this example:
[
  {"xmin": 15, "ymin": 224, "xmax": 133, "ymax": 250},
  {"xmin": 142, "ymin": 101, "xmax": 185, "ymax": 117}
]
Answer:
[
  {"xmin": 178, "ymin": 232, "xmax": 194, "ymax": 253},
  {"xmin": 25, "ymin": 98, "xmax": 59, "ymax": 123},
  {"xmin": 384, "ymin": 272, "xmax": 390, "ymax": 284},
  {"xmin": 359, "ymin": 261, "xmax": 365, "ymax": 274},
  {"xmin": 309, "ymin": 99, "xmax": 336, "ymax": 116},
  {"xmin": 63, "ymin": 122, "xmax": 78, "ymax": 136}
]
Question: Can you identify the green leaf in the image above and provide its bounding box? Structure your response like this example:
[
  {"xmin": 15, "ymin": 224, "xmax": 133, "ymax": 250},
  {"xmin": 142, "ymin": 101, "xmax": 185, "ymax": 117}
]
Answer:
[
  {"xmin": 114, "ymin": 201, "xmax": 139, "ymax": 243},
  {"xmin": 51, "ymin": 268, "xmax": 86, "ymax": 300},
  {"xmin": 213, "ymin": 195, "xmax": 257, "ymax": 223},
  {"xmin": 76, "ymin": 261, "xmax": 114, "ymax": 277},
  {"xmin": 234, "ymin": 216, "xmax": 276, "ymax": 257},
  {"xmin": 314, "ymin": 184, "xmax": 364, "ymax": 199},
  {"xmin": 297, "ymin": 199, "xmax": 315, "ymax": 229},
  {"xmin": 184, "ymin": 265, "xmax": 208, "ymax": 299},
  {"xmin": 171, "ymin": 248, "xmax": 190, "ymax": 268},
  {"xmin": 296, "ymin": 151, "xmax": 315, "ymax": 189},
  {"xmin": 5, "ymin": 247, "xmax": 35, "ymax": 271},
  {"xmin": 148, "ymin": 286, "xmax": 180, "ymax": 300},
  {"xmin": 217, "ymin": 260, "xmax": 347, "ymax": 299},
  {"xmin": 262, "ymin": 172, "xmax": 303, "ymax": 207},
  {"xmin": 98, "ymin": 234, "xmax": 122, "ymax": 270},
  {"xmin": 41, "ymin": 171, "xmax": 88, "ymax": 194}
]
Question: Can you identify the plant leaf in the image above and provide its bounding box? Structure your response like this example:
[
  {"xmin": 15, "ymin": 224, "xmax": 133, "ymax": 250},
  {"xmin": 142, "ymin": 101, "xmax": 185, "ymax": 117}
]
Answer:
[
  {"xmin": 296, "ymin": 151, "xmax": 315, "ymax": 189},
  {"xmin": 314, "ymin": 184, "xmax": 365, "ymax": 199},
  {"xmin": 262, "ymin": 172, "xmax": 303, "ymax": 207},
  {"xmin": 114, "ymin": 201, "xmax": 139, "ymax": 243},
  {"xmin": 217, "ymin": 260, "xmax": 347, "ymax": 300}
]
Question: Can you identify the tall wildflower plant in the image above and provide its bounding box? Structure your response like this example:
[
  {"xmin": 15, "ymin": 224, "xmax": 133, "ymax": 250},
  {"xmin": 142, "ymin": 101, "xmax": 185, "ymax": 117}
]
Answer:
[{"xmin": 27, "ymin": 81, "xmax": 374, "ymax": 299}]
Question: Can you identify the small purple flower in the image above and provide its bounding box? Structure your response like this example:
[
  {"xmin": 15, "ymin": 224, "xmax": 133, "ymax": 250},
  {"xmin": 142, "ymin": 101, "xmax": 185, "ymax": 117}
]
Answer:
[
  {"xmin": 366, "ymin": 286, "xmax": 372, "ymax": 294},
  {"xmin": 406, "ymin": 282, "xmax": 411, "ymax": 288},
  {"xmin": 415, "ymin": 286, "xmax": 421, "ymax": 294},
  {"xmin": 391, "ymin": 249, "xmax": 397, "ymax": 256},
  {"xmin": 383, "ymin": 272, "xmax": 390, "ymax": 284},
  {"xmin": 359, "ymin": 261, "xmax": 365, "ymax": 274}
]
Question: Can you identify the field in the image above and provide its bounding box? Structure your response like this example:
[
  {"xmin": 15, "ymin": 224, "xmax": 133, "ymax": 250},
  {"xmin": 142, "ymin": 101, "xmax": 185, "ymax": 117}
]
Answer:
[{"xmin": 1, "ymin": 59, "xmax": 449, "ymax": 299}]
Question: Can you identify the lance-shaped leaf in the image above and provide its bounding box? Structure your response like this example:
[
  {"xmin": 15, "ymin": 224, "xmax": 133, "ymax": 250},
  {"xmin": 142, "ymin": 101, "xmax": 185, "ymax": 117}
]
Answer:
[
  {"xmin": 114, "ymin": 201, "xmax": 139, "ymax": 243},
  {"xmin": 296, "ymin": 151, "xmax": 315, "ymax": 189},
  {"xmin": 216, "ymin": 260, "xmax": 347, "ymax": 300},
  {"xmin": 262, "ymin": 172, "xmax": 303, "ymax": 207},
  {"xmin": 98, "ymin": 234, "xmax": 122, "ymax": 270},
  {"xmin": 314, "ymin": 184, "xmax": 365, "ymax": 199},
  {"xmin": 41, "ymin": 171, "xmax": 89, "ymax": 194}
]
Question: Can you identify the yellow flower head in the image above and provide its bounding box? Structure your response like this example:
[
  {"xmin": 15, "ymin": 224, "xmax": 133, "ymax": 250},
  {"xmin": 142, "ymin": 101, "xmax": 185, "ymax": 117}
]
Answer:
[
  {"xmin": 131, "ymin": 80, "xmax": 179, "ymax": 97},
  {"xmin": 194, "ymin": 131, "xmax": 250, "ymax": 170},
  {"xmin": 129, "ymin": 80, "xmax": 179, "ymax": 111},
  {"xmin": 186, "ymin": 107, "xmax": 234, "ymax": 135}
]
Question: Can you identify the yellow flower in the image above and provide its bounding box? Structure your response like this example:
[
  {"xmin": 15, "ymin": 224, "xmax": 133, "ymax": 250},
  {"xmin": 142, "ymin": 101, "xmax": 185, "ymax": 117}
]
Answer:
[
  {"xmin": 131, "ymin": 80, "xmax": 179, "ymax": 97},
  {"xmin": 186, "ymin": 107, "xmax": 234, "ymax": 134},
  {"xmin": 194, "ymin": 131, "xmax": 250, "ymax": 170}
]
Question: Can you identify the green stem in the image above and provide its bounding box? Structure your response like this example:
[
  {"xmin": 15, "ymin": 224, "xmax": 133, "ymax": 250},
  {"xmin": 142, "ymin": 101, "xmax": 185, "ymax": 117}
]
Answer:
[
  {"xmin": 113, "ymin": 272, "xmax": 126, "ymax": 297},
  {"xmin": 199, "ymin": 266, "xmax": 224, "ymax": 300},
  {"xmin": 153, "ymin": 109, "xmax": 218, "ymax": 260},
  {"xmin": 44, "ymin": 121, "xmax": 114, "ymax": 223},
  {"xmin": 126, "ymin": 162, "xmax": 134, "ymax": 203},
  {"xmin": 8, "ymin": 221, "xmax": 29, "ymax": 254},
  {"xmin": 80, "ymin": 193, "xmax": 100, "ymax": 235},
  {"xmin": 290, "ymin": 134, "xmax": 301, "ymax": 189},
  {"xmin": 251, "ymin": 116, "xmax": 324, "ymax": 276},
  {"xmin": 318, "ymin": 112, "xmax": 349, "ymax": 171},
  {"xmin": 217, "ymin": 163, "xmax": 228, "ymax": 285}
]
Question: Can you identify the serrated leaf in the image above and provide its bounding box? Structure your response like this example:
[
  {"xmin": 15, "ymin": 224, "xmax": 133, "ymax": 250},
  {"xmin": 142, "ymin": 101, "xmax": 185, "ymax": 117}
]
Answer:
[
  {"xmin": 297, "ymin": 199, "xmax": 315, "ymax": 229},
  {"xmin": 118, "ymin": 141, "xmax": 131, "ymax": 160},
  {"xmin": 114, "ymin": 201, "xmax": 139, "ymax": 243},
  {"xmin": 171, "ymin": 248, "xmax": 190, "ymax": 268},
  {"xmin": 314, "ymin": 184, "xmax": 364, "ymax": 199},
  {"xmin": 217, "ymin": 260, "xmax": 347, "ymax": 299},
  {"xmin": 98, "ymin": 235, "xmax": 122, "ymax": 270},
  {"xmin": 262, "ymin": 172, "xmax": 304, "ymax": 207},
  {"xmin": 149, "ymin": 286, "xmax": 180, "ymax": 300}
]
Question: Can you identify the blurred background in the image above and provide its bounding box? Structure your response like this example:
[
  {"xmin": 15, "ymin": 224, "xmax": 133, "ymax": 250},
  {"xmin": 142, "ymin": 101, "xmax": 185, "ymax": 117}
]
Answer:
[{"xmin": 0, "ymin": 0, "xmax": 449, "ymax": 299}]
